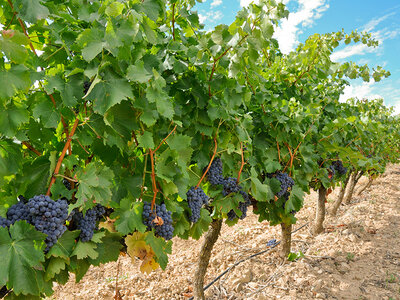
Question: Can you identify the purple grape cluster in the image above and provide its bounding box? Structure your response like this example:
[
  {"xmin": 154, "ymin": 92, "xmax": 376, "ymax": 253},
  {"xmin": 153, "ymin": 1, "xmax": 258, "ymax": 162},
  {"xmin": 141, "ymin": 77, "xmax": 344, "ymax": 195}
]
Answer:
[
  {"xmin": 331, "ymin": 160, "xmax": 347, "ymax": 175},
  {"xmin": 207, "ymin": 158, "xmax": 224, "ymax": 185},
  {"xmin": 7, "ymin": 201, "xmax": 32, "ymax": 224},
  {"xmin": 26, "ymin": 195, "xmax": 69, "ymax": 251},
  {"xmin": 274, "ymin": 172, "xmax": 295, "ymax": 199},
  {"xmin": 0, "ymin": 217, "xmax": 11, "ymax": 228},
  {"xmin": 186, "ymin": 187, "xmax": 209, "ymax": 223},
  {"xmin": 227, "ymin": 190, "xmax": 252, "ymax": 220},
  {"xmin": 73, "ymin": 204, "xmax": 105, "ymax": 242},
  {"xmin": 142, "ymin": 202, "xmax": 174, "ymax": 240},
  {"xmin": 222, "ymin": 177, "xmax": 242, "ymax": 196}
]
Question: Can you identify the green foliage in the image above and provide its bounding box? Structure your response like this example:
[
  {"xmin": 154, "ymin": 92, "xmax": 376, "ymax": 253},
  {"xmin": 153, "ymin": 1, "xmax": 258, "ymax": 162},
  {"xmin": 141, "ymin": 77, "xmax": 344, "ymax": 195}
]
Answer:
[{"xmin": 0, "ymin": 0, "xmax": 398, "ymax": 297}]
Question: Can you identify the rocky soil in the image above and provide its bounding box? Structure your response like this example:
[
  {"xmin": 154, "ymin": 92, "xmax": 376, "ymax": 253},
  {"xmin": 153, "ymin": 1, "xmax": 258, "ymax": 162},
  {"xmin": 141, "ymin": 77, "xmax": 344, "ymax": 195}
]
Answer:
[{"xmin": 50, "ymin": 165, "xmax": 400, "ymax": 300}]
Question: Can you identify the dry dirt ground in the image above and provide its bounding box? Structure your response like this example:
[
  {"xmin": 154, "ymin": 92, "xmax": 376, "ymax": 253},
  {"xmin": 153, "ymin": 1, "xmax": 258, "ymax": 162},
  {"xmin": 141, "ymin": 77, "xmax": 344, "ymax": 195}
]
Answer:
[{"xmin": 51, "ymin": 165, "xmax": 400, "ymax": 300}]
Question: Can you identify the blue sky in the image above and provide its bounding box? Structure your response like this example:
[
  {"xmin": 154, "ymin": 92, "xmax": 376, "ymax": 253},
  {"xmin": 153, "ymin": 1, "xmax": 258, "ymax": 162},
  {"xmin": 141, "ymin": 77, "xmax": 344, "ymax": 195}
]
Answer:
[{"xmin": 195, "ymin": 0, "xmax": 400, "ymax": 113}]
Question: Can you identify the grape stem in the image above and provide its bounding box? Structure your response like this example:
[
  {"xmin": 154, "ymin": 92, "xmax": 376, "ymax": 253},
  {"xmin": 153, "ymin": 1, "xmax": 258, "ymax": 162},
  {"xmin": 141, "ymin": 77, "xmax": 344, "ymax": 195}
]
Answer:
[
  {"xmin": 21, "ymin": 141, "xmax": 42, "ymax": 156},
  {"xmin": 195, "ymin": 137, "xmax": 218, "ymax": 189},
  {"xmin": 237, "ymin": 142, "xmax": 245, "ymax": 183},
  {"xmin": 149, "ymin": 149, "xmax": 158, "ymax": 211},
  {"xmin": 54, "ymin": 174, "xmax": 78, "ymax": 182},
  {"xmin": 154, "ymin": 125, "xmax": 177, "ymax": 152},
  {"xmin": 276, "ymin": 141, "xmax": 281, "ymax": 163},
  {"xmin": 46, "ymin": 117, "xmax": 80, "ymax": 196}
]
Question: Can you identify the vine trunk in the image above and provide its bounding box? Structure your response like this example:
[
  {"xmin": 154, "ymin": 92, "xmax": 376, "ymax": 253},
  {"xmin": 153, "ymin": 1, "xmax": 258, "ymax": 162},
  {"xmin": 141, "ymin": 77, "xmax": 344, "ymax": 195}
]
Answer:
[{"xmin": 193, "ymin": 219, "xmax": 223, "ymax": 300}]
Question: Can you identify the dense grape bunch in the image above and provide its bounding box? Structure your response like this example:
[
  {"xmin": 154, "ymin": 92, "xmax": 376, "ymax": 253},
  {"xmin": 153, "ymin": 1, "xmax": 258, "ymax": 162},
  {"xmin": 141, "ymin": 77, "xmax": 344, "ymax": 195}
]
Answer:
[
  {"xmin": 26, "ymin": 195, "xmax": 69, "ymax": 251},
  {"xmin": 275, "ymin": 172, "xmax": 295, "ymax": 198},
  {"xmin": 207, "ymin": 158, "xmax": 224, "ymax": 185},
  {"xmin": 331, "ymin": 160, "xmax": 347, "ymax": 175},
  {"xmin": 142, "ymin": 202, "xmax": 174, "ymax": 240},
  {"xmin": 6, "ymin": 201, "xmax": 32, "ymax": 224},
  {"xmin": 227, "ymin": 191, "xmax": 251, "ymax": 220},
  {"xmin": 0, "ymin": 217, "xmax": 11, "ymax": 228},
  {"xmin": 186, "ymin": 186, "xmax": 209, "ymax": 223},
  {"xmin": 73, "ymin": 204, "xmax": 105, "ymax": 242},
  {"xmin": 222, "ymin": 177, "xmax": 241, "ymax": 196}
]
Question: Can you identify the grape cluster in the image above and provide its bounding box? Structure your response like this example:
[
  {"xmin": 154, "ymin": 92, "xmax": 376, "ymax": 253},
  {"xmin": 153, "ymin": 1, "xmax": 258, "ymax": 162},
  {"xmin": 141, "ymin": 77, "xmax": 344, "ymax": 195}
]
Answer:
[
  {"xmin": 227, "ymin": 191, "xmax": 252, "ymax": 220},
  {"xmin": 222, "ymin": 177, "xmax": 241, "ymax": 196},
  {"xmin": 267, "ymin": 239, "xmax": 277, "ymax": 246},
  {"xmin": 275, "ymin": 172, "xmax": 295, "ymax": 199},
  {"xmin": 207, "ymin": 158, "xmax": 224, "ymax": 185},
  {"xmin": 7, "ymin": 201, "xmax": 32, "ymax": 224},
  {"xmin": 73, "ymin": 204, "xmax": 105, "ymax": 242},
  {"xmin": 331, "ymin": 160, "xmax": 347, "ymax": 175},
  {"xmin": 0, "ymin": 217, "xmax": 11, "ymax": 228},
  {"xmin": 26, "ymin": 195, "xmax": 69, "ymax": 251},
  {"xmin": 142, "ymin": 202, "xmax": 174, "ymax": 240},
  {"xmin": 186, "ymin": 186, "xmax": 209, "ymax": 223}
]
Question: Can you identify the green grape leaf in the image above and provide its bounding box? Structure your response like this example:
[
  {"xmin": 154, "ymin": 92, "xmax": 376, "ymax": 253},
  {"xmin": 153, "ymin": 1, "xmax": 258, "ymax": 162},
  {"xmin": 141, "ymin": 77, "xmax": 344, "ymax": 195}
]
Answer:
[
  {"xmin": 189, "ymin": 209, "xmax": 212, "ymax": 240},
  {"xmin": 86, "ymin": 76, "xmax": 133, "ymax": 114},
  {"xmin": 127, "ymin": 61, "xmax": 152, "ymax": 83},
  {"xmin": 145, "ymin": 232, "xmax": 172, "ymax": 270},
  {"xmin": 47, "ymin": 230, "xmax": 80, "ymax": 259},
  {"xmin": 71, "ymin": 240, "xmax": 98, "ymax": 260},
  {"xmin": 89, "ymin": 231, "xmax": 123, "ymax": 266},
  {"xmin": 32, "ymin": 99, "xmax": 60, "ymax": 128},
  {"xmin": 0, "ymin": 65, "xmax": 31, "ymax": 100},
  {"xmin": 0, "ymin": 105, "xmax": 29, "ymax": 137},
  {"xmin": 45, "ymin": 257, "xmax": 68, "ymax": 281},
  {"xmin": 13, "ymin": 0, "xmax": 50, "ymax": 23},
  {"xmin": 74, "ymin": 162, "xmax": 114, "ymax": 208},
  {"xmin": 0, "ymin": 222, "xmax": 47, "ymax": 296},
  {"xmin": 112, "ymin": 198, "xmax": 147, "ymax": 235},
  {"xmin": 137, "ymin": 131, "xmax": 155, "ymax": 149}
]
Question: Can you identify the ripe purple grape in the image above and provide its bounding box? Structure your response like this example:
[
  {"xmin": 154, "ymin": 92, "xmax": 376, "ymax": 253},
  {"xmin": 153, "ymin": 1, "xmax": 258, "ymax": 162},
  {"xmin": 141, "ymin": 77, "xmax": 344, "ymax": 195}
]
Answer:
[
  {"xmin": 207, "ymin": 158, "xmax": 224, "ymax": 185},
  {"xmin": 142, "ymin": 202, "xmax": 174, "ymax": 240},
  {"xmin": 26, "ymin": 195, "xmax": 69, "ymax": 251},
  {"xmin": 222, "ymin": 177, "xmax": 241, "ymax": 196},
  {"xmin": 73, "ymin": 204, "xmax": 105, "ymax": 242},
  {"xmin": 186, "ymin": 186, "xmax": 209, "ymax": 223}
]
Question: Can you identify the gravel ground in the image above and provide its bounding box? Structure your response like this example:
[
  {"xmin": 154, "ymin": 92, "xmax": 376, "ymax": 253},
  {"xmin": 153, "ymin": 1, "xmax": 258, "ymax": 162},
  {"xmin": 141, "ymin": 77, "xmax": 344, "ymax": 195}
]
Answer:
[{"xmin": 50, "ymin": 165, "xmax": 400, "ymax": 300}]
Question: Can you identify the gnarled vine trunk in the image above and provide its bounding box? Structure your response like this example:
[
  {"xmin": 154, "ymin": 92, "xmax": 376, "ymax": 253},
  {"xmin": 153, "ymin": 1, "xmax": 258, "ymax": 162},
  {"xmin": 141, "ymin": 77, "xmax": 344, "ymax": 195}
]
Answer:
[
  {"xmin": 330, "ymin": 172, "xmax": 352, "ymax": 216},
  {"xmin": 280, "ymin": 223, "xmax": 292, "ymax": 258},
  {"xmin": 313, "ymin": 186, "xmax": 327, "ymax": 235},
  {"xmin": 356, "ymin": 176, "xmax": 373, "ymax": 196},
  {"xmin": 193, "ymin": 219, "xmax": 223, "ymax": 300},
  {"xmin": 344, "ymin": 171, "xmax": 362, "ymax": 204}
]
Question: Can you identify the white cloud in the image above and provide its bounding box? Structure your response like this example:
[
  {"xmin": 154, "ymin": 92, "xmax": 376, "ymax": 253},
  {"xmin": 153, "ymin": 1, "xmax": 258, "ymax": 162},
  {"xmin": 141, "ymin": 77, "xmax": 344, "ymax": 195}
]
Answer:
[
  {"xmin": 362, "ymin": 12, "xmax": 396, "ymax": 32},
  {"xmin": 240, "ymin": 0, "xmax": 258, "ymax": 7},
  {"xmin": 199, "ymin": 10, "xmax": 223, "ymax": 25},
  {"xmin": 274, "ymin": 0, "xmax": 330, "ymax": 54},
  {"xmin": 211, "ymin": 0, "xmax": 222, "ymax": 7},
  {"xmin": 339, "ymin": 80, "xmax": 383, "ymax": 103},
  {"xmin": 331, "ymin": 43, "xmax": 378, "ymax": 61}
]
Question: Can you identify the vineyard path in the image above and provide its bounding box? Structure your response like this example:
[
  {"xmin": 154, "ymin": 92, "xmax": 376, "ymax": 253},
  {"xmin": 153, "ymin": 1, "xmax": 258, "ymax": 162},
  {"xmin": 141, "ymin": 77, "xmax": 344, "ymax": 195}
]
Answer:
[{"xmin": 50, "ymin": 164, "xmax": 400, "ymax": 300}]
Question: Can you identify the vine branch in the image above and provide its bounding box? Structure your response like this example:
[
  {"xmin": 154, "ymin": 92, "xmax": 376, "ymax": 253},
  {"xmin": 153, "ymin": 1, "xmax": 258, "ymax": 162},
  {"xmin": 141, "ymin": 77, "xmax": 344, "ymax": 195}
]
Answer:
[
  {"xmin": 237, "ymin": 142, "xmax": 245, "ymax": 183},
  {"xmin": 46, "ymin": 117, "xmax": 80, "ymax": 196},
  {"xmin": 196, "ymin": 137, "xmax": 218, "ymax": 189},
  {"xmin": 22, "ymin": 141, "xmax": 41, "ymax": 156}
]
